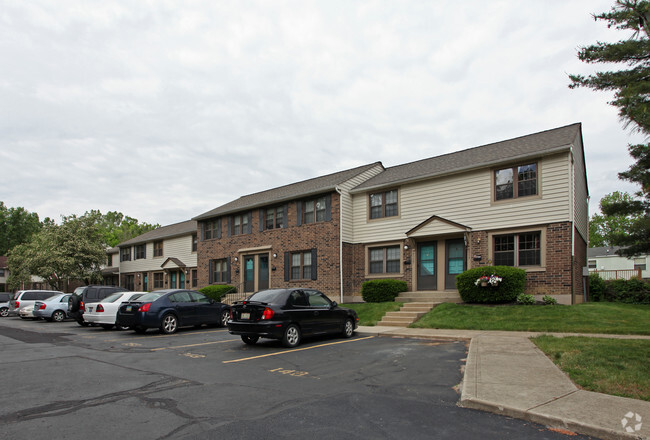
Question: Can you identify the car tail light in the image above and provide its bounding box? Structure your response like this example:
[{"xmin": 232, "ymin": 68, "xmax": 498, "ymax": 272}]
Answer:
[
  {"xmin": 15, "ymin": 301, "xmax": 19, "ymax": 308},
  {"xmin": 80, "ymin": 301, "xmax": 85, "ymax": 312},
  {"xmin": 138, "ymin": 303, "xmax": 151, "ymax": 312},
  {"xmin": 39, "ymin": 304, "xmax": 46, "ymax": 310},
  {"xmin": 96, "ymin": 304, "xmax": 104, "ymax": 312},
  {"xmin": 230, "ymin": 308, "xmax": 233, "ymax": 319},
  {"xmin": 261, "ymin": 307, "xmax": 274, "ymax": 320}
]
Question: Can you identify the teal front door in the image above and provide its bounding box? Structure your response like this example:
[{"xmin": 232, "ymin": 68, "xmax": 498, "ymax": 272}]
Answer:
[
  {"xmin": 417, "ymin": 242, "xmax": 437, "ymax": 290},
  {"xmin": 445, "ymin": 239, "xmax": 466, "ymax": 290}
]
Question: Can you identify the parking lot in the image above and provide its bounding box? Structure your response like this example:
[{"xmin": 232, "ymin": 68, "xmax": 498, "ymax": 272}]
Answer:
[{"xmin": 0, "ymin": 317, "xmax": 594, "ymax": 440}]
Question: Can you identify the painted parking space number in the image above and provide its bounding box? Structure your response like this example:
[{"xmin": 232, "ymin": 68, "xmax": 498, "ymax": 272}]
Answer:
[{"xmin": 268, "ymin": 367, "xmax": 308, "ymax": 377}]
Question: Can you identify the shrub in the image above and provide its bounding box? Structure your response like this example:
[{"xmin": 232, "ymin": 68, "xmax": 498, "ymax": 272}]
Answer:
[
  {"xmin": 199, "ymin": 285, "xmax": 236, "ymax": 301},
  {"xmin": 456, "ymin": 266, "xmax": 526, "ymax": 303},
  {"xmin": 516, "ymin": 293, "xmax": 536, "ymax": 305},
  {"xmin": 603, "ymin": 278, "xmax": 650, "ymax": 304},
  {"xmin": 542, "ymin": 295, "xmax": 557, "ymax": 305},
  {"xmin": 588, "ymin": 273, "xmax": 606, "ymax": 302},
  {"xmin": 361, "ymin": 279, "xmax": 408, "ymax": 303}
]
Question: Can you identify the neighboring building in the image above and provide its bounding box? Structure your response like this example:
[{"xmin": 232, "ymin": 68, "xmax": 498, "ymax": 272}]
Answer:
[
  {"xmin": 194, "ymin": 123, "xmax": 588, "ymax": 305},
  {"xmin": 117, "ymin": 220, "xmax": 198, "ymax": 291},
  {"xmin": 588, "ymin": 246, "xmax": 648, "ymax": 280},
  {"xmin": 0, "ymin": 256, "xmax": 8, "ymax": 291}
]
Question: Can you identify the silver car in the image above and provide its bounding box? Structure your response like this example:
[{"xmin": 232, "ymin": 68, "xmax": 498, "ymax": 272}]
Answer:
[
  {"xmin": 0, "ymin": 293, "xmax": 11, "ymax": 317},
  {"xmin": 33, "ymin": 294, "xmax": 72, "ymax": 322},
  {"xmin": 10, "ymin": 290, "xmax": 63, "ymax": 318}
]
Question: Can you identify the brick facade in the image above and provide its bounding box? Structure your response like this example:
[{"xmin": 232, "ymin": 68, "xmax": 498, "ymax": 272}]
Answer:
[{"xmin": 198, "ymin": 192, "xmax": 342, "ymax": 299}]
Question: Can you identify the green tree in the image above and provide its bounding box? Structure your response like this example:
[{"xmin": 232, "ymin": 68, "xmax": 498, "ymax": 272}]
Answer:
[
  {"xmin": 0, "ymin": 202, "xmax": 42, "ymax": 255},
  {"xmin": 7, "ymin": 213, "xmax": 106, "ymax": 290},
  {"xmin": 570, "ymin": 0, "xmax": 650, "ymax": 256},
  {"xmin": 589, "ymin": 192, "xmax": 637, "ymax": 246},
  {"xmin": 89, "ymin": 210, "xmax": 159, "ymax": 247}
]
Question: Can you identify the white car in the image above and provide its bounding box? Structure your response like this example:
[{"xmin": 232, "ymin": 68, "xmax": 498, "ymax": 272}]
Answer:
[
  {"xmin": 19, "ymin": 304, "xmax": 35, "ymax": 319},
  {"xmin": 83, "ymin": 291, "xmax": 147, "ymax": 330}
]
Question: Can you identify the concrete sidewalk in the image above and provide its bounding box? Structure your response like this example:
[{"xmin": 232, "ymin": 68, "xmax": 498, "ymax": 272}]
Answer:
[{"xmin": 357, "ymin": 326, "xmax": 650, "ymax": 440}]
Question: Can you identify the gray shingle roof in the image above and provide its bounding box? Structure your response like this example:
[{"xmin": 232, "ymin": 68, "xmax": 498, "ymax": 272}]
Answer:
[
  {"xmin": 588, "ymin": 246, "xmax": 624, "ymax": 258},
  {"xmin": 193, "ymin": 162, "xmax": 382, "ymax": 221},
  {"xmin": 118, "ymin": 220, "xmax": 197, "ymax": 247},
  {"xmin": 351, "ymin": 123, "xmax": 582, "ymax": 192}
]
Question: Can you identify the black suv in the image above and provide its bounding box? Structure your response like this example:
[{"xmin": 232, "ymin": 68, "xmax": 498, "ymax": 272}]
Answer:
[{"xmin": 68, "ymin": 285, "xmax": 128, "ymax": 326}]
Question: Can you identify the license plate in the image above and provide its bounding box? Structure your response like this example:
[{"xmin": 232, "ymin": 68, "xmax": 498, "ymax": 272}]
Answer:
[
  {"xmin": 88, "ymin": 307, "xmax": 93, "ymax": 313},
  {"xmin": 240, "ymin": 312, "xmax": 250, "ymax": 320},
  {"xmin": 126, "ymin": 305, "xmax": 132, "ymax": 312}
]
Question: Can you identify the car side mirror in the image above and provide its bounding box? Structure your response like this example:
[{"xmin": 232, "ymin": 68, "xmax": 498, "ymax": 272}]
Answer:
[{"xmin": 331, "ymin": 301, "xmax": 338, "ymax": 308}]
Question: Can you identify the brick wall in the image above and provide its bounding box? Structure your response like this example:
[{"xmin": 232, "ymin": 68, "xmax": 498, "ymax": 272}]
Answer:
[{"xmin": 198, "ymin": 193, "xmax": 342, "ymax": 299}]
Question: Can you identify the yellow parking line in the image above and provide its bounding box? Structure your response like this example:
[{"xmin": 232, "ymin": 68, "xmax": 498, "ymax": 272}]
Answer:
[
  {"xmin": 151, "ymin": 340, "xmax": 235, "ymax": 352},
  {"xmin": 223, "ymin": 336, "xmax": 375, "ymax": 364}
]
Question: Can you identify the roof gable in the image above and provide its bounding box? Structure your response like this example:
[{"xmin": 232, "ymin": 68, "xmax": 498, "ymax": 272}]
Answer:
[
  {"xmin": 406, "ymin": 216, "xmax": 471, "ymax": 238},
  {"xmin": 118, "ymin": 220, "xmax": 197, "ymax": 247}
]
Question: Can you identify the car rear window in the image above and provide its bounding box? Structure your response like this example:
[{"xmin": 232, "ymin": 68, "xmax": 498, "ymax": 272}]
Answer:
[
  {"xmin": 102, "ymin": 293, "xmax": 124, "ymax": 303},
  {"xmin": 134, "ymin": 293, "xmax": 162, "ymax": 302},
  {"xmin": 0, "ymin": 293, "xmax": 11, "ymax": 302},
  {"xmin": 38, "ymin": 292, "xmax": 55, "ymax": 300},
  {"xmin": 247, "ymin": 289, "xmax": 287, "ymax": 303}
]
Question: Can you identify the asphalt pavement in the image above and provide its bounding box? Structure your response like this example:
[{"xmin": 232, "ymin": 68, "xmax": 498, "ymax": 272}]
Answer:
[{"xmin": 357, "ymin": 326, "xmax": 650, "ymax": 440}]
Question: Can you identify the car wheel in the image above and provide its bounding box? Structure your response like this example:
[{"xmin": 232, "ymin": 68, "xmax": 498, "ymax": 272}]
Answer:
[
  {"xmin": 52, "ymin": 310, "xmax": 66, "ymax": 323},
  {"xmin": 282, "ymin": 324, "xmax": 301, "ymax": 348},
  {"xmin": 101, "ymin": 324, "xmax": 114, "ymax": 330},
  {"xmin": 77, "ymin": 320, "xmax": 89, "ymax": 327},
  {"xmin": 342, "ymin": 318, "xmax": 355, "ymax": 338},
  {"xmin": 0, "ymin": 307, "xmax": 9, "ymax": 317},
  {"xmin": 160, "ymin": 314, "xmax": 178, "ymax": 334},
  {"xmin": 220, "ymin": 310, "xmax": 230, "ymax": 327},
  {"xmin": 116, "ymin": 325, "xmax": 130, "ymax": 331},
  {"xmin": 134, "ymin": 326, "xmax": 147, "ymax": 334},
  {"xmin": 241, "ymin": 335, "xmax": 259, "ymax": 345}
]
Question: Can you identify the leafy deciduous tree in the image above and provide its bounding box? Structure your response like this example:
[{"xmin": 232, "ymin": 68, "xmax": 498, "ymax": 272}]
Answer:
[{"xmin": 0, "ymin": 202, "xmax": 42, "ymax": 256}]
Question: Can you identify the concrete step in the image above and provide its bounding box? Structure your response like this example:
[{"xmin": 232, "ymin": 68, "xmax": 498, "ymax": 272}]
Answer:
[
  {"xmin": 397, "ymin": 291, "xmax": 462, "ymax": 303},
  {"xmin": 377, "ymin": 301, "xmax": 441, "ymax": 327}
]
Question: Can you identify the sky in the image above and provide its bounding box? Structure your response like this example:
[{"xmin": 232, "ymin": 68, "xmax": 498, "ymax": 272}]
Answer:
[{"xmin": 0, "ymin": 0, "xmax": 645, "ymax": 227}]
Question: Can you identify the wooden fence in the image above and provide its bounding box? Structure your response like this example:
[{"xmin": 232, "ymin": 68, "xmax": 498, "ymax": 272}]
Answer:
[{"xmin": 590, "ymin": 269, "xmax": 642, "ymax": 281}]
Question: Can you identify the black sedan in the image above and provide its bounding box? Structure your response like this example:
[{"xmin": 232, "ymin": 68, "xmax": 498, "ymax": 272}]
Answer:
[
  {"xmin": 115, "ymin": 289, "xmax": 230, "ymax": 334},
  {"xmin": 227, "ymin": 288, "xmax": 359, "ymax": 347}
]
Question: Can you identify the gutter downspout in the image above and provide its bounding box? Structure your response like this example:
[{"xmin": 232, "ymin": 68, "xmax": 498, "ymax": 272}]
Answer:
[{"xmin": 335, "ymin": 186, "xmax": 344, "ymax": 304}]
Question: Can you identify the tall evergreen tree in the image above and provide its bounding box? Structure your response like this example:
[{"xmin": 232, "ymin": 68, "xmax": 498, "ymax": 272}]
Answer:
[{"xmin": 570, "ymin": 0, "xmax": 650, "ymax": 255}]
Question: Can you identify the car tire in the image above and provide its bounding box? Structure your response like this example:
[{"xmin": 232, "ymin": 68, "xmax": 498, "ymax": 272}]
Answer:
[
  {"xmin": 101, "ymin": 324, "xmax": 114, "ymax": 330},
  {"xmin": 68, "ymin": 295, "xmax": 81, "ymax": 313},
  {"xmin": 282, "ymin": 324, "xmax": 301, "ymax": 348},
  {"xmin": 134, "ymin": 326, "xmax": 147, "ymax": 334},
  {"xmin": 116, "ymin": 325, "xmax": 130, "ymax": 331},
  {"xmin": 160, "ymin": 314, "xmax": 178, "ymax": 334},
  {"xmin": 0, "ymin": 307, "xmax": 8, "ymax": 317},
  {"xmin": 220, "ymin": 309, "xmax": 230, "ymax": 327},
  {"xmin": 52, "ymin": 310, "xmax": 66, "ymax": 323},
  {"xmin": 241, "ymin": 335, "xmax": 259, "ymax": 345},
  {"xmin": 342, "ymin": 318, "xmax": 355, "ymax": 338}
]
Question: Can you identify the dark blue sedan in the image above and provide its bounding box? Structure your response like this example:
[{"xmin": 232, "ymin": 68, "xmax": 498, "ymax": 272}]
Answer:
[{"xmin": 115, "ymin": 289, "xmax": 230, "ymax": 334}]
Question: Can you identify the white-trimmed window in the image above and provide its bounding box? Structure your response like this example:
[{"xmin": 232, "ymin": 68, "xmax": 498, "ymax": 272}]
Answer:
[{"xmin": 493, "ymin": 232, "xmax": 541, "ymax": 266}]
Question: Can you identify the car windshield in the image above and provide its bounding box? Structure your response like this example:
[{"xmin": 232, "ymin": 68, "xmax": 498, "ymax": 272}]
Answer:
[
  {"xmin": 133, "ymin": 293, "xmax": 162, "ymax": 302},
  {"xmin": 102, "ymin": 293, "xmax": 124, "ymax": 303},
  {"xmin": 247, "ymin": 289, "xmax": 286, "ymax": 303},
  {"xmin": 73, "ymin": 287, "xmax": 85, "ymax": 295}
]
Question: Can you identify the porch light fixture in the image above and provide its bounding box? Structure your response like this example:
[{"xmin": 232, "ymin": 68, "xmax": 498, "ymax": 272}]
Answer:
[
  {"xmin": 404, "ymin": 244, "xmax": 409, "ymax": 250},
  {"xmin": 234, "ymin": 257, "xmax": 238, "ymax": 262},
  {"xmin": 273, "ymin": 253, "xmax": 277, "ymax": 258}
]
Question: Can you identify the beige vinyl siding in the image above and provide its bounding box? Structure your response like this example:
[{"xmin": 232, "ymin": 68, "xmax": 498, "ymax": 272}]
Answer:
[
  {"xmin": 119, "ymin": 235, "xmax": 197, "ymax": 273},
  {"xmin": 351, "ymin": 153, "xmax": 572, "ymax": 243},
  {"xmin": 338, "ymin": 164, "xmax": 384, "ymax": 242}
]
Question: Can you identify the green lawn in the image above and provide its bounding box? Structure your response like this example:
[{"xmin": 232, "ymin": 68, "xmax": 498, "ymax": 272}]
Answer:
[
  {"xmin": 533, "ymin": 335, "xmax": 650, "ymax": 401},
  {"xmin": 341, "ymin": 302, "xmax": 403, "ymax": 326},
  {"xmin": 409, "ymin": 302, "xmax": 650, "ymax": 334}
]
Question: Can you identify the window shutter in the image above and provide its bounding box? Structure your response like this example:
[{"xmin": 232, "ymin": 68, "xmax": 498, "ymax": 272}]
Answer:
[
  {"xmin": 284, "ymin": 252, "xmax": 290, "ymax": 282},
  {"xmin": 247, "ymin": 211, "xmax": 253, "ymax": 234},
  {"xmin": 311, "ymin": 248, "xmax": 318, "ymax": 280},
  {"xmin": 208, "ymin": 260, "xmax": 213, "ymax": 284},
  {"xmin": 226, "ymin": 256, "xmax": 231, "ymax": 284},
  {"xmin": 296, "ymin": 202, "xmax": 302, "ymax": 226},
  {"xmin": 201, "ymin": 222, "xmax": 205, "ymax": 241},
  {"xmin": 227, "ymin": 217, "xmax": 232, "ymax": 237},
  {"xmin": 283, "ymin": 204, "xmax": 288, "ymax": 228},
  {"xmin": 217, "ymin": 218, "xmax": 222, "ymax": 239},
  {"xmin": 259, "ymin": 209, "xmax": 264, "ymax": 232},
  {"xmin": 325, "ymin": 195, "xmax": 332, "ymax": 221}
]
